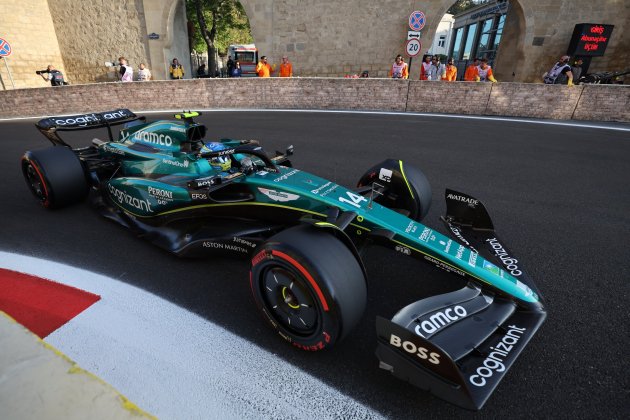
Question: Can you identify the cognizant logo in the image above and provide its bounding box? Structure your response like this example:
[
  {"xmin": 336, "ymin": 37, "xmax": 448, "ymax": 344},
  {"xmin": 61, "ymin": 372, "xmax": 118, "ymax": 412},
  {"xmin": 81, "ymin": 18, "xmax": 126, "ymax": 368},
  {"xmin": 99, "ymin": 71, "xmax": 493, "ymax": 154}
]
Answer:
[
  {"xmin": 108, "ymin": 184, "xmax": 152, "ymax": 213},
  {"xmin": 469, "ymin": 325, "xmax": 527, "ymax": 387}
]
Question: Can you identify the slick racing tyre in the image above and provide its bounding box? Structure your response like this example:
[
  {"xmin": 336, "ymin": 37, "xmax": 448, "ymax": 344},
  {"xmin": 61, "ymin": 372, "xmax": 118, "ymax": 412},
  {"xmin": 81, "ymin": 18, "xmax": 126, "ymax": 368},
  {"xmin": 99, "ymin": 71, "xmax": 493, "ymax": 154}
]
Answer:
[
  {"xmin": 250, "ymin": 226, "xmax": 367, "ymax": 351},
  {"xmin": 22, "ymin": 146, "xmax": 88, "ymax": 209},
  {"xmin": 357, "ymin": 159, "xmax": 432, "ymax": 221}
]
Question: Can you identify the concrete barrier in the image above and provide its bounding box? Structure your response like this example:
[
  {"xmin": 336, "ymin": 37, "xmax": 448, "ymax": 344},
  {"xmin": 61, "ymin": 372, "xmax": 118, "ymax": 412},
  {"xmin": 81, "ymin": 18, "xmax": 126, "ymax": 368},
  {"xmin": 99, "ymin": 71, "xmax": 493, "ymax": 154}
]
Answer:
[{"xmin": 0, "ymin": 78, "xmax": 628, "ymax": 122}]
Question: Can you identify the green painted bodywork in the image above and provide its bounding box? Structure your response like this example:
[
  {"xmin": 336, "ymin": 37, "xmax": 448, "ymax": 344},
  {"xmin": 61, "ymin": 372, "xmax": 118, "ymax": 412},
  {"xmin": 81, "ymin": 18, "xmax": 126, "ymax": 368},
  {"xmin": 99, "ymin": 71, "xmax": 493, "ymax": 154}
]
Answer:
[{"xmin": 98, "ymin": 120, "xmax": 539, "ymax": 305}]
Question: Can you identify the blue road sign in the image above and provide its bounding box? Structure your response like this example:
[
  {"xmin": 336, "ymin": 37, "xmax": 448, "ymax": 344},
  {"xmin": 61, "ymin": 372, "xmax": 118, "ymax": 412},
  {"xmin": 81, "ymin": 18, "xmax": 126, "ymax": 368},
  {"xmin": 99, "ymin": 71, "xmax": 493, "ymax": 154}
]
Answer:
[
  {"xmin": 409, "ymin": 11, "xmax": 426, "ymax": 32},
  {"xmin": 0, "ymin": 38, "xmax": 12, "ymax": 57}
]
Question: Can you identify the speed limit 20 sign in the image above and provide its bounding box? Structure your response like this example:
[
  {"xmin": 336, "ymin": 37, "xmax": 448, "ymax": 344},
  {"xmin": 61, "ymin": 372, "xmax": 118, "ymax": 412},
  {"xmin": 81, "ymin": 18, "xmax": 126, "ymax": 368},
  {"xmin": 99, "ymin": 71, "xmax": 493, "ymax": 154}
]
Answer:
[{"xmin": 405, "ymin": 38, "xmax": 421, "ymax": 57}]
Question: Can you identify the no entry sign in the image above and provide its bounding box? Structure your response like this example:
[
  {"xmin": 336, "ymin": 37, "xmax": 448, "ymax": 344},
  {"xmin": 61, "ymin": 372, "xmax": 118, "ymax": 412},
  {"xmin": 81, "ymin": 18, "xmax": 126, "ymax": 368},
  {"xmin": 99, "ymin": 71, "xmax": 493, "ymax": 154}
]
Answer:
[
  {"xmin": 409, "ymin": 11, "xmax": 426, "ymax": 31},
  {"xmin": 0, "ymin": 38, "xmax": 12, "ymax": 57}
]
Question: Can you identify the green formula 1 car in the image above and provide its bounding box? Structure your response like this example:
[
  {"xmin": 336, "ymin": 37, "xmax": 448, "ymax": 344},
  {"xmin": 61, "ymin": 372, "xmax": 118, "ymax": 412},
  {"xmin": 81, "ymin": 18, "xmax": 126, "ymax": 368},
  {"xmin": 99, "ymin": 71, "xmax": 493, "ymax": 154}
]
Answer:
[{"xmin": 22, "ymin": 109, "xmax": 546, "ymax": 410}]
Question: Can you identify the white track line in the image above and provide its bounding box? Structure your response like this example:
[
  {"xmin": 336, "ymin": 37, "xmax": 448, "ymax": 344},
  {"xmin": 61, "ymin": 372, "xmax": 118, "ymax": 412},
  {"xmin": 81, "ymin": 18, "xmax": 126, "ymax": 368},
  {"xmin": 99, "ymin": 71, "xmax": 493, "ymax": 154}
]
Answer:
[
  {"xmin": 0, "ymin": 251, "xmax": 385, "ymax": 420},
  {"xmin": 1, "ymin": 108, "xmax": 629, "ymax": 132}
]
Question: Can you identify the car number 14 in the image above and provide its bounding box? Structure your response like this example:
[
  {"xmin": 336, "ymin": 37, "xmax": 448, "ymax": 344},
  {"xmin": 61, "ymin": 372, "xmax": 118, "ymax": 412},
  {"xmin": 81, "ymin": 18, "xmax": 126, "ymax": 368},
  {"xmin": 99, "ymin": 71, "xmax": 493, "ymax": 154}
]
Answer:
[{"xmin": 339, "ymin": 191, "xmax": 367, "ymax": 208}]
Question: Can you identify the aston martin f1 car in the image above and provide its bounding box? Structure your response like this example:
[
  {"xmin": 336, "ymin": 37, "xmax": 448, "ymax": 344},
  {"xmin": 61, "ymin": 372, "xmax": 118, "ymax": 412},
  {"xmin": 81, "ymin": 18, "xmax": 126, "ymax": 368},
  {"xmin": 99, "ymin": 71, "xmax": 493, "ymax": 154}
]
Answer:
[{"xmin": 22, "ymin": 109, "xmax": 546, "ymax": 410}]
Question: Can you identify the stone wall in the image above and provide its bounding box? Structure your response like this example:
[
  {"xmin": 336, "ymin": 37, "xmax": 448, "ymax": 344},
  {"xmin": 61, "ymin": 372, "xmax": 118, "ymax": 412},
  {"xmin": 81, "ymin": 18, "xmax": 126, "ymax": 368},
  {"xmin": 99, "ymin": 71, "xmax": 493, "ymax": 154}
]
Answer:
[
  {"xmin": 1, "ymin": 1, "xmax": 627, "ymax": 89},
  {"xmin": 241, "ymin": 0, "xmax": 629, "ymax": 83},
  {"xmin": 48, "ymin": 0, "xmax": 150, "ymax": 84},
  {"xmin": 0, "ymin": 79, "xmax": 628, "ymax": 122},
  {"xmin": 0, "ymin": 0, "xmax": 189, "ymax": 88},
  {"xmin": 0, "ymin": 0, "xmax": 66, "ymax": 89}
]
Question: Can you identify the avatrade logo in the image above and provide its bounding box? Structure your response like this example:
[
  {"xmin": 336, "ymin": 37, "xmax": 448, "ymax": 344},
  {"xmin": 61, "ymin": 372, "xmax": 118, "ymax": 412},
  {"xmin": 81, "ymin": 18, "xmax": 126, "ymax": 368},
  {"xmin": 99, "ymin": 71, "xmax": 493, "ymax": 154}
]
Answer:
[
  {"xmin": 469, "ymin": 325, "xmax": 526, "ymax": 387},
  {"xmin": 447, "ymin": 193, "xmax": 478, "ymax": 208},
  {"xmin": 414, "ymin": 305, "xmax": 467, "ymax": 337},
  {"xmin": 258, "ymin": 187, "xmax": 300, "ymax": 202}
]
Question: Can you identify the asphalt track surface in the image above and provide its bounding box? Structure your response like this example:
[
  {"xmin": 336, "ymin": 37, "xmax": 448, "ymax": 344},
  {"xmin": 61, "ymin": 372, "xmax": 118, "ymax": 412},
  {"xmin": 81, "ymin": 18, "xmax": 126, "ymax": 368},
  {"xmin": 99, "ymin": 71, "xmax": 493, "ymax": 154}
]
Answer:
[{"xmin": 1, "ymin": 111, "xmax": 629, "ymax": 418}]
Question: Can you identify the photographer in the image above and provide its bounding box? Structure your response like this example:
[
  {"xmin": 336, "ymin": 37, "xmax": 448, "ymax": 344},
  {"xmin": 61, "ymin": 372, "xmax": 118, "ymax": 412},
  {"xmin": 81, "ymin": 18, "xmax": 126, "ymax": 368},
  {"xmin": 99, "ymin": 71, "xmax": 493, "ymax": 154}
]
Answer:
[{"xmin": 36, "ymin": 65, "xmax": 66, "ymax": 86}]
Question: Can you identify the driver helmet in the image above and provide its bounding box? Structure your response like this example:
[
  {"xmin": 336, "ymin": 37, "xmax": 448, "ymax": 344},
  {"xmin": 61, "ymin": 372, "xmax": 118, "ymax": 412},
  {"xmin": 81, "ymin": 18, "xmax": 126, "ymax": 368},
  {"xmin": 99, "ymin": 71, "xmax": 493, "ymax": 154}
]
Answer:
[{"xmin": 201, "ymin": 142, "xmax": 231, "ymax": 172}]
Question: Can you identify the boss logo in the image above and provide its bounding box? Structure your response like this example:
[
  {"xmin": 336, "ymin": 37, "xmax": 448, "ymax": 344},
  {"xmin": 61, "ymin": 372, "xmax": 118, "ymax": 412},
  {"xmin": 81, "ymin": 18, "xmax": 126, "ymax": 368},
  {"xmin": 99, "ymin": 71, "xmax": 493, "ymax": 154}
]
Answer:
[{"xmin": 389, "ymin": 334, "xmax": 440, "ymax": 365}]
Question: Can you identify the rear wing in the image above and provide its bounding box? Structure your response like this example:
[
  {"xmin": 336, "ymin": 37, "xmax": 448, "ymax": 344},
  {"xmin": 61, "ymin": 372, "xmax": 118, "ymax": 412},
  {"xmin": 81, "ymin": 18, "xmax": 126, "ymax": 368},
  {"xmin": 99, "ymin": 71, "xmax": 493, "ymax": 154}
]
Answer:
[{"xmin": 36, "ymin": 109, "xmax": 142, "ymax": 147}]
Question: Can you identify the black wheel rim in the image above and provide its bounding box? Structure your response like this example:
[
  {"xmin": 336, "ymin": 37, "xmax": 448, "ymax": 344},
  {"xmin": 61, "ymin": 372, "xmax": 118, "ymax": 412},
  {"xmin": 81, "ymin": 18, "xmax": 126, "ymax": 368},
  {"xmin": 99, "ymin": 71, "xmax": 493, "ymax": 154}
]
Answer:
[
  {"xmin": 25, "ymin": 163, "xmax": 47, "ymax": 203},
  {"xmin": 261, "ymin": 266, "xmax": 319, "ymax": 335}
]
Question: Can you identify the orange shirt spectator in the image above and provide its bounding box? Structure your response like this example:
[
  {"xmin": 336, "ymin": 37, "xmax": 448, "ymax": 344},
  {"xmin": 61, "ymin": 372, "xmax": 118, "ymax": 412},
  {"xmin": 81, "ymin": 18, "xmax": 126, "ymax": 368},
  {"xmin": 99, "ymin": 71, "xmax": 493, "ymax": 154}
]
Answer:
[
  {"xmin": 279, "ymin": 56, "xmax": 293, "ymax": 77},
  {"xmin": 464, "ymin": 58, "xmax": 480, "ymax": 81},
  {"xmin": 442, "ymin": 60, "xmax": 457, "ymax": 81},
  {"xmin": 389, "ymin": 55, "xmax": 409, "ymax": 79},
  {"xmin": 256, "ymin": 56, "xmax": 272, "ymax": 77},
  {"xmin": 477, "ymin": 58, "xmax": 497, "ymax": 82}
]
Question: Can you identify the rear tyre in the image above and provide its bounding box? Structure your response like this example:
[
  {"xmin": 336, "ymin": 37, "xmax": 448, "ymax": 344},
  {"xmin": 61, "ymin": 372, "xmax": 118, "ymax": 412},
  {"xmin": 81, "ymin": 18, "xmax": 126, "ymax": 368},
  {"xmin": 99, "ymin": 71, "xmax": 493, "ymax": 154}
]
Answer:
[
  {"xmin": 250, "ymin": 226, "xmax": 367, "ymax": 351},
  {"xmin": 358, "ymin": 159, "xmax": 432, "ymax": 221},
  {"xmin": 21, "ymin": 147, "xmax": 88, "ymax": 209}
]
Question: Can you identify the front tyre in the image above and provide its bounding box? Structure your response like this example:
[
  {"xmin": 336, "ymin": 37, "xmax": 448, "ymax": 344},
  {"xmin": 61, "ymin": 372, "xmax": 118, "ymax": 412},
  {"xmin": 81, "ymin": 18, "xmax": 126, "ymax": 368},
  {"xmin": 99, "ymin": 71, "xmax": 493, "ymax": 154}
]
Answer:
[{"xmin": 250, "ymin": 226, "xmax": 367, "ymax": 351}]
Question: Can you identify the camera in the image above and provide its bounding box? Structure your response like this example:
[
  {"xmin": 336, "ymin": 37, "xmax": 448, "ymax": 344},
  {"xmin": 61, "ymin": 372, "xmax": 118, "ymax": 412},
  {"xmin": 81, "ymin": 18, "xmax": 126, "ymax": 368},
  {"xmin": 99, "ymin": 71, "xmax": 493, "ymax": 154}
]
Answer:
[{"xmin": 35, "ymin": 70, "xmax": 49, "ymax": 75}]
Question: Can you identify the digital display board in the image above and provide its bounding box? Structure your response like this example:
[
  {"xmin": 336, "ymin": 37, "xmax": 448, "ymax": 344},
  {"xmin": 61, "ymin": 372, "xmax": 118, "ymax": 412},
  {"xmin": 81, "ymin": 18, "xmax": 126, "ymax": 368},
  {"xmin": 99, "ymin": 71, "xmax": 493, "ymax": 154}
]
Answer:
[{"xmin": 567, "ymin": 23, "xmax": 614, "ymax": 57}]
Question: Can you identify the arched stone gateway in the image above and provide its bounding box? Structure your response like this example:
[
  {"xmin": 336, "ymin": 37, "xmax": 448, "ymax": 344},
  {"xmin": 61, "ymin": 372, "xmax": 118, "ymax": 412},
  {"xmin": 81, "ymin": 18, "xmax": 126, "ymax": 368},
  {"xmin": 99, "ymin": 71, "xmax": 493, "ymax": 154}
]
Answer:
[
  {"xmin": 240, "ymin": 0, "xmax": 629, "ymax": 82},
  {"xmin": 0, "ymin": 0, "xmax": 626, "ymax": 88}
]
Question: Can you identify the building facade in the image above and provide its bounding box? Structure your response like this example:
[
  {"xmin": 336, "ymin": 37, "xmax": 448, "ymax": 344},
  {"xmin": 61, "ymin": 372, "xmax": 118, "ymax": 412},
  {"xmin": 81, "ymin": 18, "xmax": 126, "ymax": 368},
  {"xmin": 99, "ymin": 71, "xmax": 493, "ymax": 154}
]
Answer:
[
  {"xmin": 0, "ymin": 0, "xmax": 190, "ymax": 89},
  {"xmin": 449, "ymin": 1, "xmax": 509, "ymax": 80},
  {"xmin": 427, "ymin": 14, "xmax": 455, "ymax": 58},
  {"xmin": 0, "ymin": 0, "xmax": 627, "ymax": 88}
]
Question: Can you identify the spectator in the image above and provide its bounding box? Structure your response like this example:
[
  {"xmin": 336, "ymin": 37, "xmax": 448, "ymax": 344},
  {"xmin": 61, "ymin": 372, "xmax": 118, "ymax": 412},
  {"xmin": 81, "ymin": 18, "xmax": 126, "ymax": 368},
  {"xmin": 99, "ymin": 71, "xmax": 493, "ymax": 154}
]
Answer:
[
  {"xmin": 360, "ymin": 70, "xmax": 369, "ymax": 78},
  {"xmin": 477, "ymin": 58, "xmax": 497, "ymax": 83},
  {"xmin": 170, "ymin": 58, "xmax": 185, "ymax": 79},
  {"xmin": 256, "ymin": 56, "xmax": 273, "ymax": 77},
  {"xmin": 231, "ymin": 61, "xmax": 242, "ymax": 77},
  {"xmin": 464, "ymin": 58, "xmax": 480, "ymax": 81},
  {"xmin": 420, "ymin": 55, "xmax": 432, "ymax": 80},
  {"xmin": 37, "ymin": 64, "xmax": 66, "ymax": 86},
  {"xmin": 443, "ymin": 58, "xmax": 457, "ymax": 81},
  {"xmin": 279, "ymin": 56, "xmax": 293, "ymax": 77},
  {"xmin": 118, "ymin": 57, "xmax": 133, "ymax": 82},
  {"xmin": 137, "ymin": 63, "xmax": 151, "ymax": 81},
  {"xmin": 390, "ymin": 54, "xmax": 409, "ymax": 79},
  {"xmin": 571, "ymin": 58, "xmax": 584, "ymax": 83},
  {"xmin": 427, "ymin": 56, "xmax": 444, "ymax": 81},
  {"xmin": 197, "ymin": 63, "xmax": 207, "ymax": 78},
  {"xmin": 543, "ymin": 55, "xmax": 573, "ymax": 86},
  {"xmin": 226, "ymin": 57, "xmax": 235, "ymax": 77}
]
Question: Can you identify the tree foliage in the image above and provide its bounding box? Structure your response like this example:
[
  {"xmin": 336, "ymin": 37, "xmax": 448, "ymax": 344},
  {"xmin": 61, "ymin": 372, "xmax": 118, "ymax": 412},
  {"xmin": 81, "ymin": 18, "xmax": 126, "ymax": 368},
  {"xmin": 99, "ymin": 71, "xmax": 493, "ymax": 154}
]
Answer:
[
  {"xmin": 447, "ymin": 0, "xmax": 489, "ymax": 16},
  {"xmin": 187, "ymin": 0, "xmax": 253, "ymax": 73}
]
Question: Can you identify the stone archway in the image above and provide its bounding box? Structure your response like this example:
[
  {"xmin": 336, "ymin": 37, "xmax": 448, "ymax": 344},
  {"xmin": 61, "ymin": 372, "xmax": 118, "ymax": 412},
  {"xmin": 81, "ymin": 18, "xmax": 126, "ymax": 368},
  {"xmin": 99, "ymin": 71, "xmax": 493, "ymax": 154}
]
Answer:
[
  {"xmin": 493, "ymin": 1, "xmax": 528, "ymax": 82},
  {"xmin": 232, "ymin": 1, "xmax": 628, "ymax": 82}
]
